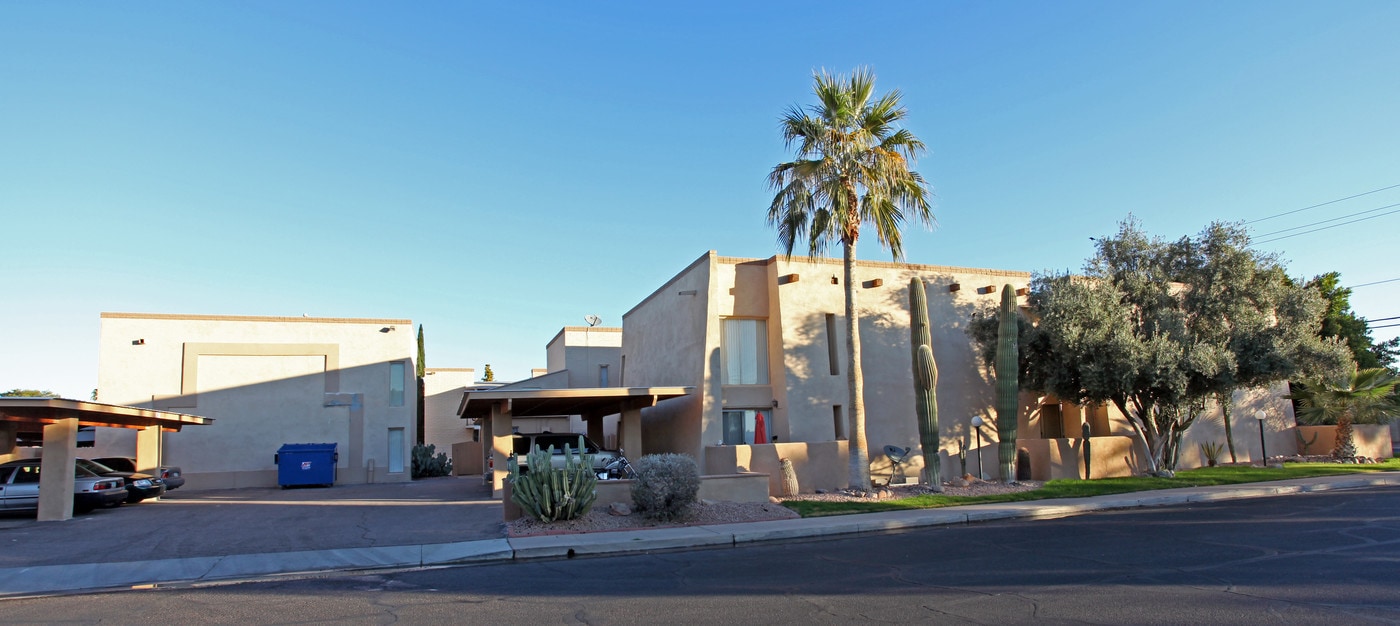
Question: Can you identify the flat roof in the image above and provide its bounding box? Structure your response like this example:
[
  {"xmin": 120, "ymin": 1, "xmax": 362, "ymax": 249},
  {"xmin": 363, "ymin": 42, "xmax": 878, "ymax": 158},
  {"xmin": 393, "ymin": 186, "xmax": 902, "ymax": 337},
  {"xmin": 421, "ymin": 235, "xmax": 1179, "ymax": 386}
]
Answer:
[
  {"xmin": 458, "ymin": 386, "xmax": 693, "ymax": 421},
  {"xmin": 0, "ymin": 398, "xmax": 214, "ymax": 431}
]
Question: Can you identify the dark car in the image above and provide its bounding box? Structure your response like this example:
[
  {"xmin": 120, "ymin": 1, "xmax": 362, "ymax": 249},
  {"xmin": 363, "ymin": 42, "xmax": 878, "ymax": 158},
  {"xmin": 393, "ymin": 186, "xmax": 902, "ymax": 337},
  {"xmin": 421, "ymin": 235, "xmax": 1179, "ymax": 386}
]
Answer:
[
  {"xmin": 93, "ymin": 457, "xmax": 185, "ymax": 491},
  {"xmin": 0, "ymin": 459, "xmax": 127, "ymax": 514},
  {"xmin": 76, "ymin": 458, "xmax": 165, "ymax": 503}
]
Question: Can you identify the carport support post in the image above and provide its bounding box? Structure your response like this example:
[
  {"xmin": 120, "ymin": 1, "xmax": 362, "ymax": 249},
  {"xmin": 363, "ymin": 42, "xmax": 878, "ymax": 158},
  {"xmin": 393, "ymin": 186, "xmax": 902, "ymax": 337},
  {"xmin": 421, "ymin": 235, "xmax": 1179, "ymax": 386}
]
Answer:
[
  {"xmin": 0, "ymin": 423, "xmax": 17, "ymax": 463},
  {"xmin": 38, "ymin": 418, "xmax": 79, "ymax": 522},
  {"xmin": 136, "ymin": 425, "xmax": 161, "ymax": 474},
  {"xmin": 489, "ymin": 402, "xmax": 512, "ymax": 499},
  {"xmin": 621, "ymin": 406, "xmax": 643, "ymax": 460},
  {"xmin": 585, "ymin": 416, "xmax": 605, "ymax": 450}
]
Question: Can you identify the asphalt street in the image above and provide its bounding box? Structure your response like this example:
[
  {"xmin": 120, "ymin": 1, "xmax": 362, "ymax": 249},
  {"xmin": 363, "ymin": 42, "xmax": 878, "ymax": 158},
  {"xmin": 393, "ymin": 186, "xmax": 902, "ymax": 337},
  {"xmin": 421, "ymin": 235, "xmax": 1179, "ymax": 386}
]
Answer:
[{"xmin": 6, "ymin": 486, "xmax": 1398, "ymax": 624}]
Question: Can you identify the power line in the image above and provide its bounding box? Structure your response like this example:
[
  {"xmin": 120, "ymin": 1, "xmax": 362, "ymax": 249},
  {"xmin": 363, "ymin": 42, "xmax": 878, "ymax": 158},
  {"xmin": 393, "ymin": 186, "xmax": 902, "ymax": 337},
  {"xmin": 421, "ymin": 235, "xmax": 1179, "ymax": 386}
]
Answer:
[
  {"xmin": 1371, "ymin": 323, "xmax": 1400, "ymax": 330},
  {"xmin": 1252, "ymin": 208, "xmax": 1400, "ymax": 244},
  {"xmin": 1367, "ymin": 316, "xmax": 1400, "ymax": 323},
  {"xmin": 1348, "ymin": 277, "xmax": 1400, "ymax": 289},
  {"xmin": 1253, "ymin": 202, "xmax": 1400, "ymax": 238},
  {"xmin": 1245, "ymin": 183, "xmax": 1400, "ymax": 225}
]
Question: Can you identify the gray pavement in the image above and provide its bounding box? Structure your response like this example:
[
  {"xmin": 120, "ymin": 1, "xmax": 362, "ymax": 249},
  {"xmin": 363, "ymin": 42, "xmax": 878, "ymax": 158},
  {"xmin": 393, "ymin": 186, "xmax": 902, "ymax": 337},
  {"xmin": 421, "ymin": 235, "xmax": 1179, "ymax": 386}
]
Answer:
[{"xmin": 1, "ymin": 472, "xmax": 1397, "ymax": 599}]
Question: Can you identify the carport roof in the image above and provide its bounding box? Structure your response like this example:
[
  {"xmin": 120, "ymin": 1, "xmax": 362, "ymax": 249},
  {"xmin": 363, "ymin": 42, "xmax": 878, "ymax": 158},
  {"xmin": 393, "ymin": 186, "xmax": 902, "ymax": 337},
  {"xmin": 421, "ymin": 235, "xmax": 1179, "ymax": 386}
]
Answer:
[
  {"xmin": 458, "ymin": 386, "xmax": 693, "ymax": 421},
  {"xmin": 0, "ymin": 398, "xmax": 214, "ymax": 431}
]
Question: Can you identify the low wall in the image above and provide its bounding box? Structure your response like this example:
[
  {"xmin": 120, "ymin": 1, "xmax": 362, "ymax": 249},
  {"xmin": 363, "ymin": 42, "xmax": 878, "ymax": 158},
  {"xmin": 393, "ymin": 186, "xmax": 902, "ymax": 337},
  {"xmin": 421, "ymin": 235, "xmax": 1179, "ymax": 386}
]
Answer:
[
  {"xmin": 1297, "ymin": 425, "xmax": 1393, "ymax": 459},
  {"xmin": 503, "ymin": 472, "xmax": 771, "ymax": 521},
  {"xmin": 451, "ymin": 441, "xmax": 483, "ymax": 476},
  {"xmin": 704, "ymin": 441, "xmax": 848, "ymax": 495},
  {"xmin": 1020, "ymin": 436, "xmax": 1136, "ymax": 481}
]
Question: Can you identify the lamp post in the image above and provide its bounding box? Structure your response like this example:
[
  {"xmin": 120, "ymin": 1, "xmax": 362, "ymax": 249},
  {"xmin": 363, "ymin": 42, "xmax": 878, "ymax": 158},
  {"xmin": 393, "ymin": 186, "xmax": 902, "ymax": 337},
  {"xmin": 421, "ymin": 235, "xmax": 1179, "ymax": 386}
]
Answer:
[
  {"xmin": 971, "ymin": 416, "xmax": 985, "ymax": 479},
  {"xmin": 1254, "ymin": 409, "xmax": 1268, "ymax": 467}
]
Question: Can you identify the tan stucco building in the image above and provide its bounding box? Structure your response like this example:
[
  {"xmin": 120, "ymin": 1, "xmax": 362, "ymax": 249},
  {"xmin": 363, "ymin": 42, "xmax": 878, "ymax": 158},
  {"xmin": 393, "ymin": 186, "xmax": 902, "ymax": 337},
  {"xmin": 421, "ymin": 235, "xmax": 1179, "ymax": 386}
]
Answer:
[
  {"xmin": 95, "ymin": 313, "xmax": 418, "ymax": 489},
  {"xmin": 619, "ymin": 252, "xmax": 1308, "ymax": 492}
]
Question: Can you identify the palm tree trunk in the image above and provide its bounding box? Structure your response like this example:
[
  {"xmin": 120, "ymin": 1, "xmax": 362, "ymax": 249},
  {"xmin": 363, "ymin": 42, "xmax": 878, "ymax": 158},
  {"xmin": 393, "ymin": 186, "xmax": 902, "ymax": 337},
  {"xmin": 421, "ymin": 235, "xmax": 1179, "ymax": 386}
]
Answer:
[
  {"xmin": 1332, "ymin": 414, "xmax": 1356, "ymax": 459},
  {"xmin": 844, "ymin": 240, "xmax": 871, "ymax": 491}
]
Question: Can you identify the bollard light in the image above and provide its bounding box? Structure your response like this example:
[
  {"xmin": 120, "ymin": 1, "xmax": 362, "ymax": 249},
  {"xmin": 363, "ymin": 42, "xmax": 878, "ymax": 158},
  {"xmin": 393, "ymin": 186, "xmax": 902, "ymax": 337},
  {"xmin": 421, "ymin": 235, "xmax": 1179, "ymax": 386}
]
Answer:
[
  {"xmin": 1254, "ymin": 410, "xmax": 1268, "ymax": 467},
  {"xmin": 971, "ymin": 416, "xmax": 986, "ymax": 479}
]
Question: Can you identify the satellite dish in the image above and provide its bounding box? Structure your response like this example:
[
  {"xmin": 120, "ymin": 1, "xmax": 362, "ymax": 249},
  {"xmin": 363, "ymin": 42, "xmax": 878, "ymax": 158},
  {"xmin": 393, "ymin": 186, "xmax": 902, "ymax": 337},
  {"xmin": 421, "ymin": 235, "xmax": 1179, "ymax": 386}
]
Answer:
[
  {"xmin": 884, "ymin": 446, "xmax": 911, "ymax": 464},
  {"xmin": 584, "ymin": 315, "xmax": 602, "ymax": 327}
]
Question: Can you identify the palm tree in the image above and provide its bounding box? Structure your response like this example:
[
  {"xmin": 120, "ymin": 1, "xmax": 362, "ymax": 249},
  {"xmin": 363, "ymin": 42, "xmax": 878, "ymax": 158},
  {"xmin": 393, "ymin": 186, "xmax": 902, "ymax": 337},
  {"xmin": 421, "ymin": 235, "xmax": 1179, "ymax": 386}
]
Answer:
[
  {"xmin": 767, "ymin": 68, "xmax": 934, "ymax": 491},
  {"xmin": 1288, "ymin": 368, "xmax": 1400, "ymax": 458}
]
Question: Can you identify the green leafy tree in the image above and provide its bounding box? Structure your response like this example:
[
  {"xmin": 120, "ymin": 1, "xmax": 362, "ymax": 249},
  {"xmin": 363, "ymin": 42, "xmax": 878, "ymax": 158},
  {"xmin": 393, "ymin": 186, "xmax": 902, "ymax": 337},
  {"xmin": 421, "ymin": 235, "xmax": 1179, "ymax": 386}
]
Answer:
[
  {"xmin": 971, "ymin": 219, "xmax": 1349, "ymax": 474},
  {"xmin": 416, "ymin": 324, "xmax": 426, "ymax": 378},
  {"xmin": 1, "ymin": 389, "xmax": 60, "ymax": 398},
  {"xmin": 1287, "ymin": 368, "xmax": 1400, "ymax": 458},
  {"xmin": 767, "ymin": 67, "xmax": 934, "ymax": 490},
  {"xmin": 1305, "ymin": 272, "xmax": 1398, "ymax": 371},
  {"xmin": 483, "ymin": 364, "xmax": 495, "ymax": 382}
]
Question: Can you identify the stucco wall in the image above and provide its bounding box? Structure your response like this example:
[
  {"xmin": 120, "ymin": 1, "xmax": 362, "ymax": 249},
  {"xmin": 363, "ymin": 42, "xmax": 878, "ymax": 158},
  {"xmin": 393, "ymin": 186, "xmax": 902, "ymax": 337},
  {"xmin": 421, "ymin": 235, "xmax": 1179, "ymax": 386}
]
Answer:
[
  {"xmin": 621, "ymin": 253, "xmax": 713, "ymax": 459},
  {"xmin": 1297, "ymin": 424, "xmax": 1393, "ymax": 459},
  {"xmin": 95, "ymin": 313, "xmax": 417, "ymax": 489},
  {"xmin": 545, "ymin": 327, "xmax": 622, "ymax": 389},
  {"xmin": 704, "ymin": 441, "xmax": 849, "ymax": 494},
  {"xmin": 766, "ymin": 256, "xmax": 1033, "ymax": 483},
  {"xmin": 423, "ymin": 368, "xmax": 476, "ymax": 456}
]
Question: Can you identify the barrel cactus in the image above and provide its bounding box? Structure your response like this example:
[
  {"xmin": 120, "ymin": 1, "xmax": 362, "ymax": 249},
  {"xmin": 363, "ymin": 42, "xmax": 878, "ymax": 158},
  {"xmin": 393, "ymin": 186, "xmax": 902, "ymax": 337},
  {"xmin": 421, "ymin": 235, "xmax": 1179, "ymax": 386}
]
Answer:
[
  {"xmin": 908, "ymin": 278, "xmax": 942, "ymax": 491},
  {"xmin": 995, "ymin": 284, "xmax": 1020, "ymax": 483}
]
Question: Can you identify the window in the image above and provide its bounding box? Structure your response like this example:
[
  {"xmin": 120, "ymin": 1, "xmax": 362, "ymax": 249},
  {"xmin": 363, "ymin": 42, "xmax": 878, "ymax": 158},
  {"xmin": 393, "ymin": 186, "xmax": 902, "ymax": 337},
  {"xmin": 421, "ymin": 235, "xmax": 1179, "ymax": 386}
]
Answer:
[
  {"xmin": 721, "ymin": 410, "xmax": 767, "ymax": 445},
  {"xmin": 722, "ymin": 318, "xmax": 769, "ymax": 385},
  {"xmin": 389, "ymin": 362, "xmax": 406, "ymax": 407},
  {"xmin": 833, "ymin": 405, "xmax": 846, "ymax": 441},
  {"xmin": 825, "ymin": 314, "xmax": 840, "ymax": 376},
  {"xmin": 388, "ymin": 428, "xmax": 405, "ymax": 473},
  {"xmin": 599, "ymin": 364, "xmax": 609, "ymax": 387}
]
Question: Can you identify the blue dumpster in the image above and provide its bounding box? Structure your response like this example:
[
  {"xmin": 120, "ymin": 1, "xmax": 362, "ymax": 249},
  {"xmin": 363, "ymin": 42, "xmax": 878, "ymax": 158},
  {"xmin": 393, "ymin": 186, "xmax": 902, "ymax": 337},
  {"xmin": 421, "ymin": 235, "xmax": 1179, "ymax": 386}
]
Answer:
[{"xmin": 275, "ymin": 443, "xmax": 338, "ymax": 488}]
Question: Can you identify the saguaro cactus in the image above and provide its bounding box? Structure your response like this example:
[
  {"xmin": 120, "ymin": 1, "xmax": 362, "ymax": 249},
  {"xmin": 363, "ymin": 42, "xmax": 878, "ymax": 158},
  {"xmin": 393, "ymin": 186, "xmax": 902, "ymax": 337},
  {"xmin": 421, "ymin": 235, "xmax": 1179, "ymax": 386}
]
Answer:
[
  {"xmin": 995, "ymin": 284, "xmax": 1020, "ymax": 482},
  {"xmin": 908, "ymin": 278, "xmax": 942, "ymax": 491}
]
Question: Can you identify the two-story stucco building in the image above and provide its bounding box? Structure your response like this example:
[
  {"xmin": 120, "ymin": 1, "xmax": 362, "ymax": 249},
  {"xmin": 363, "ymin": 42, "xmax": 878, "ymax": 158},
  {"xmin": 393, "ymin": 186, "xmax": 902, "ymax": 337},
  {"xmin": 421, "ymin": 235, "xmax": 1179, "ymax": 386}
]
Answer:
[{"xmin": 94, "ymin": 313, "xmax": 419, "ymax": 489}]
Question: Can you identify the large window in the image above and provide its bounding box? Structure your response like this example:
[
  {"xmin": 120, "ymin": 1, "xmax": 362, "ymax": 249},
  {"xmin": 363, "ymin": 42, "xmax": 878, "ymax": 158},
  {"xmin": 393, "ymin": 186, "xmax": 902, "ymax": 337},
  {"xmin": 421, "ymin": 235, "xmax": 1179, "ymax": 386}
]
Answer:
[
  {"xmin": 389, "ymin": 361, "xmax": 406, "ymax": 407},
  {"xmin": 722, "ymin": 318, "xmax": 768, "ymax": 385},
  {"xmin": 388, "ymin": 428, "xmax": 405, "ymax": 473},
  {"xmin": 722, "ymin": 409, "xmax": 771, "ymax": 445}
]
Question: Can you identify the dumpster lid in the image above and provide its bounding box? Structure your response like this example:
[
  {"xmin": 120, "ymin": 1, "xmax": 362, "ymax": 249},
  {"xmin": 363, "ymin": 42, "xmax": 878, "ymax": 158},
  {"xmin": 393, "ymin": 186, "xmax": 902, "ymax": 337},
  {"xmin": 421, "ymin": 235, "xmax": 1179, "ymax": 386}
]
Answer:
[{"xmin": 277, "ymin": 443, "xmax": 338, "ymax": 452}]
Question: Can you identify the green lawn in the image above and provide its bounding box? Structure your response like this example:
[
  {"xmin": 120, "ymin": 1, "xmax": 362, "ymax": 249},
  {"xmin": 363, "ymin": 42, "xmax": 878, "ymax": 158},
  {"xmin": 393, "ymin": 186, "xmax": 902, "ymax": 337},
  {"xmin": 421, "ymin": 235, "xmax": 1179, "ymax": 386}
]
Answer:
[{"xmin": 781, "ymin": 459, "xmax": 1400, "ymax": 517}]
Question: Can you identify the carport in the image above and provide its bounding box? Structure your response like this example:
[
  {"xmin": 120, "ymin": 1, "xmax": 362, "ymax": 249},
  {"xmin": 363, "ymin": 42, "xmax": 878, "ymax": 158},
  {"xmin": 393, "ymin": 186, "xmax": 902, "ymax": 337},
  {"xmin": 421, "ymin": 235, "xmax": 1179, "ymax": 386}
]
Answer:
[
  {"xmin": 458, "ymin": 386, "xmax": 692, "ymax": 498},
  {"xmin": 0, "ymin": 398, "xmax": 213, "ymax": 521}
]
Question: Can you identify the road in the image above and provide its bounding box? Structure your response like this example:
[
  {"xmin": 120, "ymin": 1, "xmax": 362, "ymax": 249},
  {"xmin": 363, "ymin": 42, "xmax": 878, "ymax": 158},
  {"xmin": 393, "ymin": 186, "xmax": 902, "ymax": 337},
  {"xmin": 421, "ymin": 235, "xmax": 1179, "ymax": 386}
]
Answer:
[{"xmin": 7, "ymin": 487, "xmax": 1400, "ymax": 624}]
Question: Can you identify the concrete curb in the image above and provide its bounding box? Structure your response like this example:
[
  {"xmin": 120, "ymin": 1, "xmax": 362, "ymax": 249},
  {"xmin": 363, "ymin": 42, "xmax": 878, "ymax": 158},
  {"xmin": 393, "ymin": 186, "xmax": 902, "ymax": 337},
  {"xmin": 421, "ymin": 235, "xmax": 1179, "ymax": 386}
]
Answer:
[{"xmin": 2, "ymin": 473, "xmax": 1396, "ymax": 598}]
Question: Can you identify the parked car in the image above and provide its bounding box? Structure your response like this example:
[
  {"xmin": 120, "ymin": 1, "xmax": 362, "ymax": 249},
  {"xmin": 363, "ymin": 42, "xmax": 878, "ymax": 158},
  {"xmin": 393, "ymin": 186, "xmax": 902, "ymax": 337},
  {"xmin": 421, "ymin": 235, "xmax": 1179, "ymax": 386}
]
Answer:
[
  {"xmin": 76, "ymin": 458, "xmax": 165, "ymax": 504},
  {"xmin": 510, "ymin": 433, "xmax": 622, "ymax": 478},
  {"xmin": 93, "ymin": 457, "xmax": 185, "ymax": 491},
  {"xmin": 0, "ymin": 459, "xmax": 127, "ymax": 514}
]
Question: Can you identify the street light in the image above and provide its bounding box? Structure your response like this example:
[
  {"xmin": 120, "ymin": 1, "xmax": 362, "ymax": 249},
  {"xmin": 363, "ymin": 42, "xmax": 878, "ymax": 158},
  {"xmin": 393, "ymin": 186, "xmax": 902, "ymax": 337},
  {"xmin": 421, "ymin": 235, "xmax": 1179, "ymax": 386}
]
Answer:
[
  {"xmin": 971, "ymin": 416, "xmax": 986, "ymax": 479},
  {"xmin": 1254, "ymin": 409, "xmax": 1268, "ymax": 467}
]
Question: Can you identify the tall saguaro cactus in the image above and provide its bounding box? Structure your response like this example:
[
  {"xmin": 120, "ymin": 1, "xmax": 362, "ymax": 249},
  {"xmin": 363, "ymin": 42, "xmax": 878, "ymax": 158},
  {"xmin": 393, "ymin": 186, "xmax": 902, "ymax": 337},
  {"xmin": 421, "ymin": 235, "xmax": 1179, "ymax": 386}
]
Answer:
[
  {"xmin": 908, "ymin": 278, "xmax": 942, "ymax": 491},
  {"xmin": 995, "ymin": 284, "xmax": 1020, "ymax": 482}
]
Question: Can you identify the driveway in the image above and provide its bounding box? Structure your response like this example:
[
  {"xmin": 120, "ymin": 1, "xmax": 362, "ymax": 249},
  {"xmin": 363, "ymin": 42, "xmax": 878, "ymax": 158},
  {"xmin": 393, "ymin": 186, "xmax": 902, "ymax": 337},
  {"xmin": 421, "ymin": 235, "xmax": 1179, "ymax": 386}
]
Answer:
[{"xmin": 0, "ymin": 476, "xmax": 501, "ymax": 568}]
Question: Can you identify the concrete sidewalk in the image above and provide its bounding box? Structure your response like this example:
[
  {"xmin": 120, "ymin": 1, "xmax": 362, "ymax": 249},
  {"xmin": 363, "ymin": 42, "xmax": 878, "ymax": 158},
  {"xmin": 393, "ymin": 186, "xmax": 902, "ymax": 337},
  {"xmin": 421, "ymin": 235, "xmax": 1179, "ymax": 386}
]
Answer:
[{"xmin": 2, "ymin": 473, "xmax": 1397, "ymax": 598}]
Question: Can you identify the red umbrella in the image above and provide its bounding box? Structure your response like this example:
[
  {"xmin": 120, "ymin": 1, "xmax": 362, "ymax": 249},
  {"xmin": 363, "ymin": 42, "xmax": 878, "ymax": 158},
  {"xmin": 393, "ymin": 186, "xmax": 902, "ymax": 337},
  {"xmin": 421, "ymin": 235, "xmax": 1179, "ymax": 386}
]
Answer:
[{"xmin": 753, "ymin": 412, "xmax": 767, "ymax": 445}]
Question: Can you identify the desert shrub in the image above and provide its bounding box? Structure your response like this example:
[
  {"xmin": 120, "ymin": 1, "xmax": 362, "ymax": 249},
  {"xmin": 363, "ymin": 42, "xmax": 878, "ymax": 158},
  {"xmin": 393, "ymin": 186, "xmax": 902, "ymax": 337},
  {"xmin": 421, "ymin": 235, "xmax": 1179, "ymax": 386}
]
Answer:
[
  {"xmin": 630, "ymin": 453, "xmax": 701, "ymax": 521},
  {"xmin": 508, "ymin": 438, "xmax": 597, "ymax": 522},
  {"xmin": 411, "ymin": 443, "xmax": 453, "ymax": 479}
]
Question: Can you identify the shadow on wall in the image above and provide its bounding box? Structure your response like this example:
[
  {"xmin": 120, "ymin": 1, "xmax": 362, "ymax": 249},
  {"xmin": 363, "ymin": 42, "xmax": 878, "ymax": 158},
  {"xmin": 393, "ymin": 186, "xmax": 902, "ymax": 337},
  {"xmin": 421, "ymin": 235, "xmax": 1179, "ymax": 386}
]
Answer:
[
  {"xmin": 92, "ymin": 360, "xmax": 415, "ymax": 490},
  {"xmin": 780, "ymin": 271, "xmax": 1003, "ymax": 484}
]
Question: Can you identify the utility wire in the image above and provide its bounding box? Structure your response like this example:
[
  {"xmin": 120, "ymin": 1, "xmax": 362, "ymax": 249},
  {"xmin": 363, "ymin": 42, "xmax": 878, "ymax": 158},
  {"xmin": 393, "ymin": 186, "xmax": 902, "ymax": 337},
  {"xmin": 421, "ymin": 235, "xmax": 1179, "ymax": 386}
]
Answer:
[
  {"xmin": 1348, "ymin": 277, "xmax": 1400, "ymax": 289},
  {"xmin": 1371, "ymin": 323, "xmax": 1400, "ymax": 330},
  {"xmin": 1253, "ymin": 208, "xmax": 1400, "ymax": 244},
  {"xmin": 1253, "ymin": 202, "xmax": 1400, "ymax": 238},
  {"xmin": 1245, "ymin": 183, "xmax": 1400, "ymax": 225},
  {"xmin": 1367, "ymin": 316, "xmax": 1400, "ymax": 323}
]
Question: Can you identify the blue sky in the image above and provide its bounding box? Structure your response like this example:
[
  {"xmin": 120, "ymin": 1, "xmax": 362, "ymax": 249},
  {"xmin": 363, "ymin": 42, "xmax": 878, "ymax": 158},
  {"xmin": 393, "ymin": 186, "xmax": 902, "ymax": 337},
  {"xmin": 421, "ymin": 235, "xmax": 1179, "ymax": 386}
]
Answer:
[{"xmin": 3, "ymin": 1, "xmax": 1397, "ymax": 398}]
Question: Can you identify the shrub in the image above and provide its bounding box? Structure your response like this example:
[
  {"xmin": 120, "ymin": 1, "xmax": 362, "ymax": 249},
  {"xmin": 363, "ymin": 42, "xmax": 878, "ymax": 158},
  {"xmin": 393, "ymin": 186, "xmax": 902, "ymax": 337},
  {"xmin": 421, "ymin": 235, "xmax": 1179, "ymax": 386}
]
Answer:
[
  {"xmin": 411, "ymin": 443, "xmax": 453, "ymax": 479},
  {"xmin": 630, "ymin": 453, "xmax": 701, "ymax": 521},
  {"xmin": 508, "ymin": 438, "xmax": 597, "ymax": 522}
]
